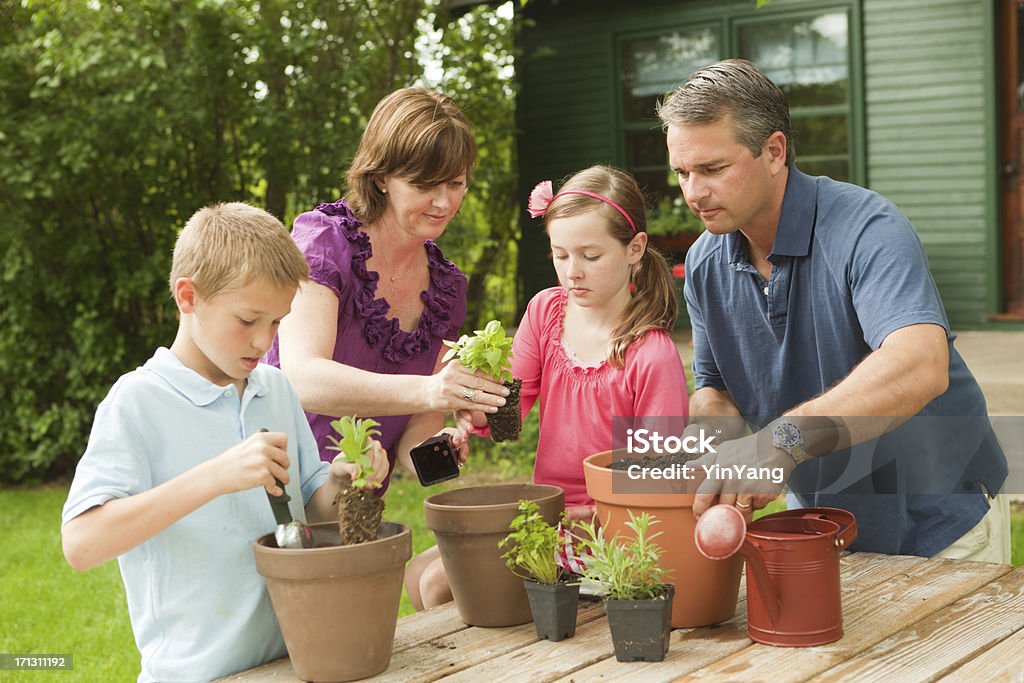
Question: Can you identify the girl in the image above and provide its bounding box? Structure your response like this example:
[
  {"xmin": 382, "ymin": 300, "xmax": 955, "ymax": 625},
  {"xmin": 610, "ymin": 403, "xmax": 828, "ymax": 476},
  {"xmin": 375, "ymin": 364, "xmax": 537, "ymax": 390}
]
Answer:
[
  {"xmin": 415, "ymin": 165, "xmax": 689, "ymax": 609},
  {"xmin": 514, "ymin": 164, "xmax": 690, "ymax": 523}
]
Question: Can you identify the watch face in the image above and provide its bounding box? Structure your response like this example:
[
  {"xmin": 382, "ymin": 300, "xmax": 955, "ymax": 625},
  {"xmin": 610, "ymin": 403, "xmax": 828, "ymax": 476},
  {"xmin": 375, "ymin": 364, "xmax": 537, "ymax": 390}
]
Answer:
[{"xmin": 772, "ymin": 422, "xmax": 802, "ymax": 449}]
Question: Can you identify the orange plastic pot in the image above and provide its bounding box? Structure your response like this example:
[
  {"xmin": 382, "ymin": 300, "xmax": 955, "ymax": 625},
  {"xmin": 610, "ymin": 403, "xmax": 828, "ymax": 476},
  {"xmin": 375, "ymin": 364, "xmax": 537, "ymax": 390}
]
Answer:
[{"xmin": 583, "ymin": 451, "xmax": 742, "ymax": 628}]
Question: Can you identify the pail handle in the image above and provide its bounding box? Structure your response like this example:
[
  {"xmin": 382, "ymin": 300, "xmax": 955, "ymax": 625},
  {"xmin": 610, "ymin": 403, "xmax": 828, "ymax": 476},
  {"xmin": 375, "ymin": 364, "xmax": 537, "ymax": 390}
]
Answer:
[{"xmin": 798, "ymin": 511, "xmax": 857, "ymax": 549}]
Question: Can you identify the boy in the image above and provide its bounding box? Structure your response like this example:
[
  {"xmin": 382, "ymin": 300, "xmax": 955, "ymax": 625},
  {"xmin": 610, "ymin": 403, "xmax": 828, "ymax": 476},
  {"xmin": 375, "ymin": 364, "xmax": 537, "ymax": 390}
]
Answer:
[{"xmin": 61, "ymin": 202, "xmax": 388, "ymax": 682}]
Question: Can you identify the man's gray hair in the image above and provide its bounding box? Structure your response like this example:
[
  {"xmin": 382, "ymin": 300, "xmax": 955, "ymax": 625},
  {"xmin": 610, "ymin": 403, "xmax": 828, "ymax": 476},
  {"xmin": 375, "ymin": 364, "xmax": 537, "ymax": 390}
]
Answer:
[{"xmin": 656, "ymin": 59, "xmax": 794, "ymax": 165}]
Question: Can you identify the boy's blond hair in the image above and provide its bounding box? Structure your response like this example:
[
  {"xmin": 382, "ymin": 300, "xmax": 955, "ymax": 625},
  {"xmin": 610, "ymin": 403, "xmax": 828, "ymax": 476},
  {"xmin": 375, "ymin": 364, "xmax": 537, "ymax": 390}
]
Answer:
[{"xmin": 169, "ymin": 202, "xmax": 309, "ymax": 298}]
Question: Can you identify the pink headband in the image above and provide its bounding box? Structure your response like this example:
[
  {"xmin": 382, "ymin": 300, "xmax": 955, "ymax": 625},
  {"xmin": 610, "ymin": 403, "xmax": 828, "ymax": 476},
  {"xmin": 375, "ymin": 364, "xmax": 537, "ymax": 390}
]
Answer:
[{"xmin": 527, "ymin": 180, "xmax": 638, "ymax": 233}]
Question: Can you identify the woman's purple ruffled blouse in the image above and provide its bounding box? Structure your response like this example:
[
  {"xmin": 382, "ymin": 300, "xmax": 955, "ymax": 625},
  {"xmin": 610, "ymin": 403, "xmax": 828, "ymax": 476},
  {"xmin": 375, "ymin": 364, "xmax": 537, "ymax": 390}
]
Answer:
[{"xmin": 263, "ymin": 199, "xmax": 467, "ymax": 494}]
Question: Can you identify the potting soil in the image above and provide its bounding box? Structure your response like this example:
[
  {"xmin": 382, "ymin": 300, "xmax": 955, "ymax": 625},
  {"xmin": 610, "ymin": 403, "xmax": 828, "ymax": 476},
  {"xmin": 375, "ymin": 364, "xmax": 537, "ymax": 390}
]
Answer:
[{"xmin": 487, "ymin": 378, "xmax": 522, "ymax": 442}]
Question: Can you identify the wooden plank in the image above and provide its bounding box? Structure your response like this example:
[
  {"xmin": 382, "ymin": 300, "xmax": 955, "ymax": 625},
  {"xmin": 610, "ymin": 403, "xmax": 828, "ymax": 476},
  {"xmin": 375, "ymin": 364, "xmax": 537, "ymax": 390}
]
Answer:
[
  {"xmin": 804, "ymin": 567, "xmax": 1024, "ymax": 682},
  {"xmin": 392, "ymin": 602, "xmax": 471, "ymax": 651},
  {"xmin": 360, "ymin": 600, "xmax": 607, "ymax": 682},
  {"xmin": 436, "ymin": 609, "xmax": 619, "ymax": 683},
  {"xmin": 217, "ymin": 657, "xmax": 292, "ymax": 682},
  {"xmin": 548, "ymin": 601, "xmax": 754, "ymax": 683},
  {"xmin": 669, "ymin": 558, "xmax": 1013, "ymax": 682},
  {"xmin": 937, "ymin": 624, "xmax": 1024, "ymax": 682},
  {"xmin": 549, "ymin": 554, "xmax": 928, "ymax": 683}
]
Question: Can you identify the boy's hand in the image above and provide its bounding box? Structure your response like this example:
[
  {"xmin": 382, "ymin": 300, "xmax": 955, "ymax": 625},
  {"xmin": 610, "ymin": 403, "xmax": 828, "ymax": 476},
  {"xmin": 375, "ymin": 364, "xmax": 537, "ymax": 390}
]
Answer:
[
  {"xmin": 211, "ymin": 431, "xmax": 291, "ymax": 497},
  {"xmin": 329, "ymin": 440, "xmax": 390, "ymax": 488}
]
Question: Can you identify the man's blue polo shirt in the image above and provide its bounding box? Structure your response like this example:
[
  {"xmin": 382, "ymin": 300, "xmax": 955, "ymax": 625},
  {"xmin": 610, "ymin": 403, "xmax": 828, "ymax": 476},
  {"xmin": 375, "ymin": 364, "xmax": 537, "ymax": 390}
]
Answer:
[{"xmin": 683, "ymin": 166, "xmax": 1008, "ymax": 556}]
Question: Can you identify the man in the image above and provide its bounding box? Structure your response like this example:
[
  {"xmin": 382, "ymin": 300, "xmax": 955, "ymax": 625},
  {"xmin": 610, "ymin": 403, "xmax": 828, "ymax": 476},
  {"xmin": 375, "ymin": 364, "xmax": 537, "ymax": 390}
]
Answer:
[{"xmin": 659, "ymin": 59, "xmax": 1009, "ymax": 561}]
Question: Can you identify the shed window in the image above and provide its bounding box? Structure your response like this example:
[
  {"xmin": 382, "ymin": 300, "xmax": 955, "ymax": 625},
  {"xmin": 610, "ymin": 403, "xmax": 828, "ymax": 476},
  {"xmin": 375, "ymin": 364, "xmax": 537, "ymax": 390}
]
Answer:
[{"xmin": 618, "ymin": 6, "xmax": 856, "ymax": 215}]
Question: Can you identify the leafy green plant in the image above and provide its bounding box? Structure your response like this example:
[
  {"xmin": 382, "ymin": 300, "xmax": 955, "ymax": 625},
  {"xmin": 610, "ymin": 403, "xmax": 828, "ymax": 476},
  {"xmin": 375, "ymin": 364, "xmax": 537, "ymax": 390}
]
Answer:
[
  {"xmin": 442, "ymin": 319, "xmax": 514, "ymax": 383},
  {"xmin": 499, "ymin": 500, "xmax": 569, "ymax": 585},
  {"xmin": 573, "ymin": 511, "xmax": 672, "ymax": 600},
  {"xmin": 325, "ymin": 416, "xmax": 382, "ymax": 489},
  {"xmin": 645, "ymin": 196, "xmax": 705, "ymax": 236}
]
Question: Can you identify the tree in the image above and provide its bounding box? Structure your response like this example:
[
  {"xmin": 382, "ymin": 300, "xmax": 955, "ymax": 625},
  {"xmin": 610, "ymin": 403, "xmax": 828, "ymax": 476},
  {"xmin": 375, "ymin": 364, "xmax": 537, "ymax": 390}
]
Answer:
[{"xmin": 0, "ymin": 0, "xmax": 521, "ymax": 483}]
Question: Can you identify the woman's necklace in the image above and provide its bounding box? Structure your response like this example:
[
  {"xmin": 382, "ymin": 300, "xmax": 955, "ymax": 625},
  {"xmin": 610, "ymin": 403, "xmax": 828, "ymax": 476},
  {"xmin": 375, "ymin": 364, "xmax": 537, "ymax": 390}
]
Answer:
[{"xmin": 374, "ymin": 243, "xmax": 421, "ymax": 282}]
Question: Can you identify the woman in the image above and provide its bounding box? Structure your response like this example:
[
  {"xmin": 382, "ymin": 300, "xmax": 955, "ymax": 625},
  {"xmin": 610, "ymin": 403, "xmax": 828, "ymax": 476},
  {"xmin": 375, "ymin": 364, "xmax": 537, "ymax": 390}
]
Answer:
[{"xmin": 264, "ymin": 87, "xmax": 508, "ymax": 608}]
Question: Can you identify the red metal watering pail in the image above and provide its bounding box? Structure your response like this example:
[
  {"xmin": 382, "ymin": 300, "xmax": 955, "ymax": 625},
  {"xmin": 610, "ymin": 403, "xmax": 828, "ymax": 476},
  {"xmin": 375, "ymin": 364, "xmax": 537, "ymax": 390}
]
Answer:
[{"xmin": 695, "ymin": 506, "xmax": 857, "ymax": 647}]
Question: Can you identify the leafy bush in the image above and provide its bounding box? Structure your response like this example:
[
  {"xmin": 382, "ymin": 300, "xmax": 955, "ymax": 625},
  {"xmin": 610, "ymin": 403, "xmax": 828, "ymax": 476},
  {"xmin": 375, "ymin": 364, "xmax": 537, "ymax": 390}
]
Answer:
[
  {"xmin": 573, "ymin": 511, "xmax": 672, "ymax": 600},
  {"xmin": 0, "ymin": 1, "xmax": 520, "ymax": 483}
]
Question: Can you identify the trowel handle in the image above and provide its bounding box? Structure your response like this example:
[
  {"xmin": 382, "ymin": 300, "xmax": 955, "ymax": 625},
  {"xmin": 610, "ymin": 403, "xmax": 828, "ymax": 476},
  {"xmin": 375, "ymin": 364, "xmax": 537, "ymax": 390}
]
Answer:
[{"xmin": 258, "ymin": 428, "xmax": 293, "ymax": 525}]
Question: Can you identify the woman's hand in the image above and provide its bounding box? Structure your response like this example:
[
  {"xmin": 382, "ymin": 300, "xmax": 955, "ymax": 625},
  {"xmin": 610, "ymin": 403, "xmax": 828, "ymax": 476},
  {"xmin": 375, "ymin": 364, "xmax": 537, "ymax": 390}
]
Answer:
[{"xmin": 426, "ymin": 360, "xmax": 509, "ymax": 413}]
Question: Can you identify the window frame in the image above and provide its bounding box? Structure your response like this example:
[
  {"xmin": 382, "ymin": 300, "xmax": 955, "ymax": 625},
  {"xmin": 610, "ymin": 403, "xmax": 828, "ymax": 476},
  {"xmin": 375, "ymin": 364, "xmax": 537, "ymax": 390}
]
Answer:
[{"xmin": 613, "ymin": 1, "xmax": 865, "ymax": 195}]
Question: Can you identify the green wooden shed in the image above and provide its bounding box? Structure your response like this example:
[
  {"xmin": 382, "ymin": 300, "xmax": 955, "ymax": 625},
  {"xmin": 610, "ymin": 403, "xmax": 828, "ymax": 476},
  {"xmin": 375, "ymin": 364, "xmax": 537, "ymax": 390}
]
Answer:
[{"xmin": 475, "ymin": 0, "xmax": 1024, "ymax": 328}]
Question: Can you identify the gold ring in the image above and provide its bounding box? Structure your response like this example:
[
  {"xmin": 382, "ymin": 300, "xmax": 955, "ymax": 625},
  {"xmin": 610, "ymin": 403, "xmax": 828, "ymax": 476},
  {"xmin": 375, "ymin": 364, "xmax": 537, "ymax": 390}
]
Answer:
[
  {"xmin": 461, "ymin": 387, "xmax": 475, "ymax": 402},
  {"xmin": 735, "ymin": 500, "xmax": 752, "ymax": 510}
]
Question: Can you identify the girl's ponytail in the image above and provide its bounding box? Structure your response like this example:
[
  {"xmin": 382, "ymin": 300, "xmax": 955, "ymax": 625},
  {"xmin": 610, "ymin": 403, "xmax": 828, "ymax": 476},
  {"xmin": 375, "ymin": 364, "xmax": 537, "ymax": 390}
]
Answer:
[{"xmin": 608, "ymin": 245, "xmax": 678, "ymax": 367}]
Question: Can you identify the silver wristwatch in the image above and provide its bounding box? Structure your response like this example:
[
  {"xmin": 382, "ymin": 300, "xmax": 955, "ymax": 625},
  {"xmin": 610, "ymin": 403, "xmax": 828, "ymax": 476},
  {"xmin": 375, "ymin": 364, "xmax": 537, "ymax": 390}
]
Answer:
[{"xmin": 770, "ymin": 419, "xmax": 812, "ymax": 467}]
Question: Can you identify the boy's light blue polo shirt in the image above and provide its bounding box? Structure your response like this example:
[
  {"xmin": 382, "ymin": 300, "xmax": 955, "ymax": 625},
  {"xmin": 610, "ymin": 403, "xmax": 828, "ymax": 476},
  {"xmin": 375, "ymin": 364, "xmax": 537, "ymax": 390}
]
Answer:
[
  {"xmin": 684, "ymin": 167, "xmax": 1008, "ymax": 556},
  {"xmin": 62, "ymin": 348, "xmax": 329, "ymax": 682}
]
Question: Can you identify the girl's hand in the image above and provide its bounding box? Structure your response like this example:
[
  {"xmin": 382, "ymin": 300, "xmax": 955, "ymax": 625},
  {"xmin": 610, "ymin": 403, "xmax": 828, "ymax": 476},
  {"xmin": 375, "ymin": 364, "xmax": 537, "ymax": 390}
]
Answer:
[
  {"xmin": 426, "ymin": 360, "xmax": 508, "ymax": 413},
  {"xmin": 454, "ymin": 409, "xmax": 490, "ymax": 434},
  {"xmin": 436, "ymin": 426, "xmax": 469, "ymax": 465},
  {"xmin": 329, "ymin": 440, "xmax": 390, "ymax": 488},
  {"xmin": 564, "ymin": 504, "xmax": 598, "ymax": 527},
  {"xmin": 210, "ymin": 431, "xmax": 291, "ymax": 497}
]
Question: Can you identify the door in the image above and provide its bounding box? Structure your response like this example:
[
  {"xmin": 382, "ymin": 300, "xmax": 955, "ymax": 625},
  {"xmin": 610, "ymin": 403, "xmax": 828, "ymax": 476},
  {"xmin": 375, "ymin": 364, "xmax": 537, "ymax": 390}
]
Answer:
[{"xmin": 1000, "ymin": 0, "xmax": 1024, "ymax": 316}]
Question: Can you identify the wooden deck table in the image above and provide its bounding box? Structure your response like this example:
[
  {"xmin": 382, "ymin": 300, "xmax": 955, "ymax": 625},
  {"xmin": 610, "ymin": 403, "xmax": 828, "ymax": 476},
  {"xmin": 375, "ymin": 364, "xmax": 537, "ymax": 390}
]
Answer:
[{"xmin": 223, "ymin": 553, "xmax": 1024, "ymax": 683}]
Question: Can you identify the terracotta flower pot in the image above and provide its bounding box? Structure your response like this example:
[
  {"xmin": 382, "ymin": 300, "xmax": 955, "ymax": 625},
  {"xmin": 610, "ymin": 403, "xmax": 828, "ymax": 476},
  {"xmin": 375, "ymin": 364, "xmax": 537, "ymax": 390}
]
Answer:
[
  {"xmin": 583, "ymin": 451, "xmax": 742, "ymax": 628},
  {"xmin": 253, "ymin": 521, "xmax": 411, "ymax": 682},
  {"xmin": 424, "ymin": 483, "xmax": 564, "ymax": 627}
]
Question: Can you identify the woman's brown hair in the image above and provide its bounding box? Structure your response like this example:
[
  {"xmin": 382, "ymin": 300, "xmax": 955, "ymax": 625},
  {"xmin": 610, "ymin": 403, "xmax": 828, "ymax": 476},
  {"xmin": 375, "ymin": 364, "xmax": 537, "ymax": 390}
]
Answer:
[
  {"xmin": 544, "ymin": 165, "xmax": 678, "ymax": 367},
  {"xmin": 347, "ymin": 87, "xmax": 476, "ymax": 223}
]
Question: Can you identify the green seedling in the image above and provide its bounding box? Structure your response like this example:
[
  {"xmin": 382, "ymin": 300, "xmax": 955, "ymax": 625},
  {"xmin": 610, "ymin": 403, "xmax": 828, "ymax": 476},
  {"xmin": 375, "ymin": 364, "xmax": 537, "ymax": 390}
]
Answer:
[
  {"xmin": 499, "ymin": 500, "xmax": 569, "ymax": 585},
  {"xmin": 573, "ymin": 511, "xmax": 672, "ymax": 600},
  {"xmin": 325, "ymin": 416, "xmax": 382, "ymax": 489},
  {"xmin": 442, "ymin": 319, "xmax": 514, "ymax": 383}
]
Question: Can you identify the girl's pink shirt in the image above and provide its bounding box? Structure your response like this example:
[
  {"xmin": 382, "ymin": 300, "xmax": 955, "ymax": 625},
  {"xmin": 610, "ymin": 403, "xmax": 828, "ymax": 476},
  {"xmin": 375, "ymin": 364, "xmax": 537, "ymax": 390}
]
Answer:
[{"xmin": 513, "ymin": 287, "xmax": 689, "ymax": 507}]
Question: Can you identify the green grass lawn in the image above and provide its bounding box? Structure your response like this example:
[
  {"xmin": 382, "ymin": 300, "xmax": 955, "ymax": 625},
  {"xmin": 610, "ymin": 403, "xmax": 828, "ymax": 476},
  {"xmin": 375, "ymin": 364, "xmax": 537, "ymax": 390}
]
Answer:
[{"xmin": 3, "ymin": 476, "xmax": 1021, "ymax": 682}]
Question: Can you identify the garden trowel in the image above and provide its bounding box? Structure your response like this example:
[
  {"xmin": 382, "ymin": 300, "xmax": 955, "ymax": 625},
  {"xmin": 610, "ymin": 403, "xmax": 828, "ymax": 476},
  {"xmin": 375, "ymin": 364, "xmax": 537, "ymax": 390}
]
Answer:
[{"xmin": 260, "ymin": 428, "xmax": 313, "ymax": 549}]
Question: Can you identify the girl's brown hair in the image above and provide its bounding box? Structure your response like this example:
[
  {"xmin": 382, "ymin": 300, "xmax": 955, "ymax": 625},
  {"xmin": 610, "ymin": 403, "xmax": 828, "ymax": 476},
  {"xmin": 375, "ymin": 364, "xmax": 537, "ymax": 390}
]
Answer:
[
  {"xmin": 544, "ymin": 165, "xmax": 678, "ymax": 367},
  {"xmin": 347, "ymin": 87, "xmax": 476, "ymax": 223}
]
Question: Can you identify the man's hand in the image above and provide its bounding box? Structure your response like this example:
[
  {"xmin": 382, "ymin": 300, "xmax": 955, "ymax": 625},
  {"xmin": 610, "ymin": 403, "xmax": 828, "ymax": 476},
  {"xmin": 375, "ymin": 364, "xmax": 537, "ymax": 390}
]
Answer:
[{"xmin": 691, "ymin": 431, "xmax": 796, "ymax": 518}]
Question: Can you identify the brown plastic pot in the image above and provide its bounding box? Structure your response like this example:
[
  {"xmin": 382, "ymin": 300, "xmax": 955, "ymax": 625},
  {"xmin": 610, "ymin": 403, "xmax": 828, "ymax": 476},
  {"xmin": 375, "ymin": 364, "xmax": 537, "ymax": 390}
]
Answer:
[
  {"xmin": 253, "ymin": 521, "xmax": 411, "ymax": 682},
  {"xmin": 424, "ymin": 483, "xmax": 564, "ymax": 627},
  {"xmin": 583, "ymin": 451, "xmax": 742, "ymax": 628}
]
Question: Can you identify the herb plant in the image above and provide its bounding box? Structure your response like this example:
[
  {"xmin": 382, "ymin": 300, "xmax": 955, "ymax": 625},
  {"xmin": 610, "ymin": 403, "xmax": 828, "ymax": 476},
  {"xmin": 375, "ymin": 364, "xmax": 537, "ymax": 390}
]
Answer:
[
  {"xmin": 573, "ymin": 511, "xmax": 672, "ymax": 600},
  {"xmin": 325, "ymin": 416, "xmax": 382, "ymax": 489},
  {"xmin": 442, "ymin": 319, "xmax": 514, "ymax": 383},
  {"xmin": 499, "ymin": 500, "xmax": 568, "ymax": 585}
]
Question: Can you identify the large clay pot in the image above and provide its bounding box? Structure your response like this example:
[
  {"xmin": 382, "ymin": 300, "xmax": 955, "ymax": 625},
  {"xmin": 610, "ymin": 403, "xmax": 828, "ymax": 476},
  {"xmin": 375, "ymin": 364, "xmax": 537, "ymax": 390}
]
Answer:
[
  {"xmin": 253, "ymin": 521, "xmax": 411, "ymax": 682},
  {"xmin": 583, "ymin": 451, "xmax": 742, "ymax": 628},
  {"xmin": 424, "ymin": 483, "xmax": 564, "ymax": 627}
]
